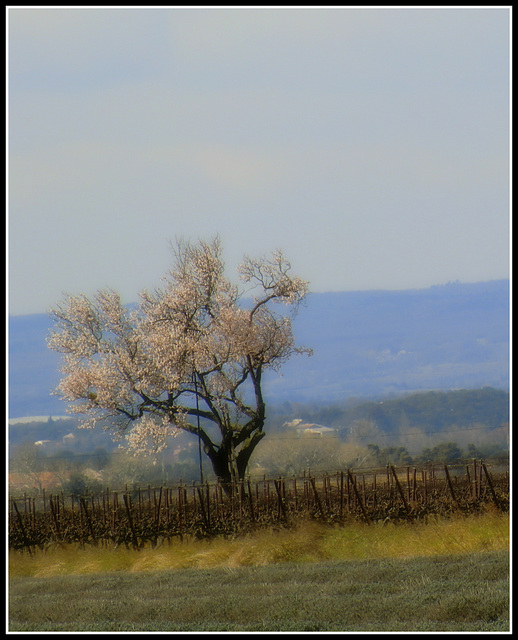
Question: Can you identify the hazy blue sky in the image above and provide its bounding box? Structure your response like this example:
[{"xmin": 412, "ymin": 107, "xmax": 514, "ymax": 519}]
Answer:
[{"xmin": 8, "ymin": 7, "xmax": 510, "ymax": 316}]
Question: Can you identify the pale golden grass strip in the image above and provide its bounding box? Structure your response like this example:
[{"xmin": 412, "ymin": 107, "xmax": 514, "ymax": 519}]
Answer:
[{"xmin": 9, "ymin": 510, "xmax": 509, "ymax": 579}]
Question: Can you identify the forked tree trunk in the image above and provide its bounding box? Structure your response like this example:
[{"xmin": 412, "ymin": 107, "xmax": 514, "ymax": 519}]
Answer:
[{"xmin": 204, "ymin": 429, "xmax": 266, "ymax": 496}]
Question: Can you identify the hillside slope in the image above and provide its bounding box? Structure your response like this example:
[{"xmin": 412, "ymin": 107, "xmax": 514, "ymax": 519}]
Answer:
[
  {"xmin": 264, "ymin": 279, "xmax": 509, "ymax": 404},
  {"xmin": 8, "ymin": 280, "xmax": 509, "ymax": 418}
]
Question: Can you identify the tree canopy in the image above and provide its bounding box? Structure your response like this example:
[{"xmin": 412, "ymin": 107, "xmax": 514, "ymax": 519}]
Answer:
[{"xmin": 47, "ymin": 238, "xmax": 311, "ymax": 488}]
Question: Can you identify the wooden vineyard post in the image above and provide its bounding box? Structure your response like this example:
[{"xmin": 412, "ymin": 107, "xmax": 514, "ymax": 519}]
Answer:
[
  {"xmin": 246, "ymin": 480, "xmax": 255, "ymax": 524},
  {"xmin": 12, "ymin": 500, "xmax": 32, "ymax": 555},
  {"xmin": 101, "ymin": 493, "xmax": 106, "ymax": 530},
  {"xmin": 197, "ymin": 486, "xmax": 210, "ymax": 532},
  {"xmin": 412, "ymin": 468, "xmax": 417, "ymax": 503},
  {"xmin": 347, "ymin": 469, "xmax": 370, "ymax": 524},
  {"xmin": 339, "ymin": 471, "xmax": 344, "ymax": 518},
  {"xmin": 444, "ymin": 464, "xmax": 458, "ymax": 507},
  {"xmin": 104, "ymin": 487, "xmax": 110, "ymax": 540},
  {"xmin": 221, "ymin": 482, "xmax": 227, "ymax": 521},
  {"xmin": 274, "ymin": 479, "xmax": 287, "ymax": 520},
  {"xmin": 472, "ymin": 459, "xmax": 478, "ymax": 499},
  {"xmin": 70, "ymin": 495, "xmax": 75, "ymax": 528},
  {"xmin": 31, "ymin": 497, "xmax": 36, "ymax": 532},
  {"xmin": 137, "ymin": 487, "xmax": 142, "ymax": 521},
  {"xmin": 183, "ymin": 486, "xmax": 188, "ymax": 521},
  {"xmin": 177, "ymin": 485, "xmax": 184, "ymax": 541},
  {"xmin": 217, "ymin": 484, "xmax": 225, "ymax": 518},
  {"xmin": 241, "ymin": 481, "xmax": 247, "ymax": 520},
  {"xmin": 421, "ymin": 469, "xmax": 427, "ymax": 504},
  {"xmin": 210, "ymin": 484, "xmax": 216, "ymax": 523},
  {"xmin": 390, "ymin": 466, "xmax": 410, "ymax": 516},
  {"xmin": 165, "ymin": 488, "xmax": 170, "ymax": 524},
  {"xmin": 216, "ymin": 483, "xmax": 223, "ymax": 521},
  {"xmin": 309, "ymin": 476, "xmax": 324, "ymax": 517},
  {"xmin": 154, "ymin": 486, "xmax": 163, "ymax": 541},
  {"xmin": 49, "ymin": 495, "xmax": 62, "ymax": 542},
  {"xmin": 230, "ymin": 481, "xmax": 235, "ymax": 523},
  {"xmin": 122, "ymin": 494, "xmax": 139, "ymax": 549},
  {"xmin": 322, "ymin": 475, "xmax": 328, "ymax": 510},
  {"xmin": 205, "ymin": 481, "xmax": 211, "ymax": 529},
  {"xmin": 112, "ymin": 491, "xmax": 118, "ymax": 537},
  {"xmin": 346, "ymin": 470, "xmax": 351, "ymax": 512},
  {"xmin": 191, "ymin": 482, "xmax": 196, "ymax": 512},
  {"xmin": 80, "ymin": 497, "xmax": 97, "ymax": 546},
  {"xmin": 372, "ymin": 472, "xmax": 377, "ymax": 508},
  {"xmin": 31, "ymin": 497, "xmax": 37, "ymax": 545},
  {"xmin": 282, "ymin": 478, "xmax": 288, "ymax": 516},
  {"xmin": 481, "ymin": 462, "xmax": 500, "ymax": 507},
  {"xmin": 303, "ymin": 476, "xmax": 309, "ymax": 511}
]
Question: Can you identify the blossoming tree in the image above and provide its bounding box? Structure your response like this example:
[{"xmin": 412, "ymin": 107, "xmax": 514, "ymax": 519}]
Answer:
[{"xmin": 48, "ymin": 238, "xmax": 310, "ymax": 490}]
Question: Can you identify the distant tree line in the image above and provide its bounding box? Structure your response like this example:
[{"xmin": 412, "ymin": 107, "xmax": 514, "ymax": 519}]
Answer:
[
  {"xmin": 9, "ymin": 387, "xmax": 509, "ymax": 494},
  {"xmin": 365, "ymin": 441, "xmax": 506, "ymax": 467},
  {"xmin": 282, "ymin": 387, "xmax": 509, "ymax": 434},
  {"xmin": 9, "ymin": 388, "xmax": 508, "ymax": 452}
]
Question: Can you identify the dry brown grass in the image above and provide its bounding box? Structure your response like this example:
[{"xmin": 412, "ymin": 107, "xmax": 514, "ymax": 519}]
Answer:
[{"xmin": 9, "ymin": 509, "xmax": 509, "ymax": 578}]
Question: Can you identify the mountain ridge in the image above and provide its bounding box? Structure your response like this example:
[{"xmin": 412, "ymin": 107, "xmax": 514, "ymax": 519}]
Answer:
[{"xmin": 8, "ymin": 279, "xmax": 509, "ymax": 418}]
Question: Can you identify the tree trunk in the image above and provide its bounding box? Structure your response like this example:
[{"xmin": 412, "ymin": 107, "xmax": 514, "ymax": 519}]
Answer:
[{"xmin": 205, "ymin": 429, "xmax": 266, "ymax": 496}]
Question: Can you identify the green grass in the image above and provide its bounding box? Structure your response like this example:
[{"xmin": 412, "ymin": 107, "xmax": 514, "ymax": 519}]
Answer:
[
  {"xmin": 9, "ymin": 512, "xmax": 510, "ymax": 631},
  {"xmin": 9, "ymin": 551, "xmax": 509, "ymax": 631}
]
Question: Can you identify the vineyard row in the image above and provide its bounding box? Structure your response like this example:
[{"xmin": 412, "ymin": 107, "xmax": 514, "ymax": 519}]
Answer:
[{"xmin": 9, "ymin": 460, "xmax": 509, "ymax": 553}]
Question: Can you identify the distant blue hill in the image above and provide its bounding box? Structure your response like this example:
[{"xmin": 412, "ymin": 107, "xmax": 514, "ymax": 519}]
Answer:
[{"xmin": 8, "ymin": 280, "xmax": 509, "ymax": 418}]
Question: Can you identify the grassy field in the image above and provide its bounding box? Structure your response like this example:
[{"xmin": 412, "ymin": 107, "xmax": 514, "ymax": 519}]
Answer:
[{"xmin": 9, "ymin": 511, "xmax": 510, "ymax": 632}]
